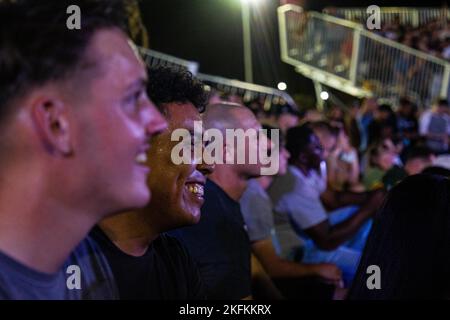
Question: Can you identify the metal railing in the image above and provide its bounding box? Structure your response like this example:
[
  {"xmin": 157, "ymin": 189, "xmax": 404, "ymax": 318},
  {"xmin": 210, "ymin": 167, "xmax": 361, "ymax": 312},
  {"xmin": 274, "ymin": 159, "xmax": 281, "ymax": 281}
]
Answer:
[
  {"xmin": 323, "ymin": 7, "xmax": 450, "ymax": 28},
  {"xmin": 197, "ymin": 73, "xmax": 297, "ymax": 110},
  {"xmin": 138, "ymin": 47, "xmax": 199, "ymax": 75},
  {"xmin": 138, "ymin": 48, "xmax": 297, "ymax": 110},
  {"xmin": 278, "ymin": 4, "xmax": 450, "ymax": 106}
]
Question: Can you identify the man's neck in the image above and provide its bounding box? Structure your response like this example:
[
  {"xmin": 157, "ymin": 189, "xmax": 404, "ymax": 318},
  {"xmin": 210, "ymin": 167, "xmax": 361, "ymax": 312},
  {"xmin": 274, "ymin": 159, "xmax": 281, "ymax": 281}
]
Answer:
[
  {"xmin": 0, "ymin": 173, "xmax": 97, "ymax": 274},
  {"xmin": 99, "ymin": 210, "xmax": 159, "ymax": 257},
  {"xmin": 209, "ymin": 165, "xmax": 249, "ymax": 202}
]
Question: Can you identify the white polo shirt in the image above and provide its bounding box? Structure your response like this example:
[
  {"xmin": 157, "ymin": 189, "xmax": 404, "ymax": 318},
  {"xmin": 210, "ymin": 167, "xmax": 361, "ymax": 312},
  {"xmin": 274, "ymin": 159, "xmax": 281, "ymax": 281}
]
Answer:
[{"xmin": 269, "ymin": 164, "xmax": 328, "ymax": 230}]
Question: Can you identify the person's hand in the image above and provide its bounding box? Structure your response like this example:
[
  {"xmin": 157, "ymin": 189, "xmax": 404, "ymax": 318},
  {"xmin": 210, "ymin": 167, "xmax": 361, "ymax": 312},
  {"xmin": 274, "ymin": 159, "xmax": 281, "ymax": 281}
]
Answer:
[
  {"xmin": 359, "ymin": 188, "xmax": 386, "ymax": 219},
  {"xmin": 366, "ymin": 188, "xmax": 386, "ymax": 216},
  {"xmin": 311, "ymin": 263, "xmax": 344, "ymax": 288}
]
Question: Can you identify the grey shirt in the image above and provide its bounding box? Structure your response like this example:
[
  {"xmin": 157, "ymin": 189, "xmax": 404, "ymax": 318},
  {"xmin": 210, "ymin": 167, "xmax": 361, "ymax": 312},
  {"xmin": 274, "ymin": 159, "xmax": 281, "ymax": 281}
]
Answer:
[
  {"xmin": 269, "ymin": 165, "xmax": 328, "ymax": 230},
  {"xmin": 0, "ymin": 236, "xmax": 118, "ymax": 300},
  {"xmin": 240, "ymin": 179, "xmax": 274, "ymax": 242},
  {"xmin": 241, "ymin": 179, "xmax": 303, "ymax": 260}
]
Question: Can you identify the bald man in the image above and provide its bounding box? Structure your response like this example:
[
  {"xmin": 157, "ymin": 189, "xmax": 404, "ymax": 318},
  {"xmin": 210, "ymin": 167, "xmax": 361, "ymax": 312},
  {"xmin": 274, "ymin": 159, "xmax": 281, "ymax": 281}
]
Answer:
[{"xmin": 170, "ymin": 103, "xmax": 273, "ymax": 299}]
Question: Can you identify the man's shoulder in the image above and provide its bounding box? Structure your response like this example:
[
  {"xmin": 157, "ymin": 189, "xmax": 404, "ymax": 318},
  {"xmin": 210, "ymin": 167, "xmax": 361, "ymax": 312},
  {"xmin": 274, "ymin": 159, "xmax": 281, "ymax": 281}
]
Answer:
[
  {"xmin": 419, "ymin": 110, "xmax": 432, "ymax": 120},
  {"xmin": 69, "ymin": 234, "xmax": 112, "ymax": 266},
  {"xmin": 0, "ymin": 250, "xmax": 69, "ymax": 300},
  {"xmin": 202, "ymin": 180, "xmax": 240, "ymax": 220},
  {"xmin": 269, "ymin": 166, "xmax": 298, "ymax": 193},
  {"xmin": 65, "ymin": 236, "xmax": 118, "ymax": 299},
  {"xmin": 155, "ymin": 233, "xmax": 188, "ymax": 252},
  {"xmin": 152, "ymin": 234, "xmax": 200, "ymax": 271}
]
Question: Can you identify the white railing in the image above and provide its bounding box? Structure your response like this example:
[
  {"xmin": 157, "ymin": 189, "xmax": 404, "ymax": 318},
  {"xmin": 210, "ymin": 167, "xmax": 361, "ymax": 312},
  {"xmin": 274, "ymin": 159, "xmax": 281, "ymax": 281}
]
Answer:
[
  {"xmin": 138, "ymin": 48, "xmax": 298, "ymax": 110},
  {"xmin": 197, "ymin": 73, "xmax": 297, "ymax": 110},
  {"xmin": 323, "ymin": 7, "xmax": 450, "ymax": 28},
  {"xmin": 138, "ymin": 47, "xmax": 199, "ymax": 75},
  {"xmin": 278, "ymin": 4, "xmax": 450, "ymax": 106}
]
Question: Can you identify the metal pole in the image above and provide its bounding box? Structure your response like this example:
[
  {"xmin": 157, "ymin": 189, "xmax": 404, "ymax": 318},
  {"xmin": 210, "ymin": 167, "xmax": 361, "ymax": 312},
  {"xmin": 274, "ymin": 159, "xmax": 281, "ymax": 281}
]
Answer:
[
  {"xmin": 313, "ymin": 80, "xmax": 324, "ymax": 112},
  {"xmin": 349, "ymin": 28, "xmax": 361, "ymax": 85},
  {"xmin": 440, "ymin": 64, "xmax": 450, "ymax": 100},
  {"xmin": 242, "ymin": 1, "xmax": 253, "ymax": 83}
]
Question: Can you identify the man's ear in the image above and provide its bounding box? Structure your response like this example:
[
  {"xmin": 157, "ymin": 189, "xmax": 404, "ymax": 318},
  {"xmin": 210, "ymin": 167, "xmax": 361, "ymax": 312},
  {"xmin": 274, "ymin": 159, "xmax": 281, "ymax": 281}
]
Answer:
[{"xmin": 31, "ymin": 97, "xmax": 73, "ymax": 156}]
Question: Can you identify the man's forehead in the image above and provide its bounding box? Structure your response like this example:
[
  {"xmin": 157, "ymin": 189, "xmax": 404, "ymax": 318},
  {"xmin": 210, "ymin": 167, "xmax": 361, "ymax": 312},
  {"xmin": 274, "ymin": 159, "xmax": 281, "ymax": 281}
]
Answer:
[
  {"xmin": 87, "ymin": 28, "xmax": 147, "ymax": 80},
  {"xmin": 166, "ymin": 103, "xmax": 200, "ymax": 129}
]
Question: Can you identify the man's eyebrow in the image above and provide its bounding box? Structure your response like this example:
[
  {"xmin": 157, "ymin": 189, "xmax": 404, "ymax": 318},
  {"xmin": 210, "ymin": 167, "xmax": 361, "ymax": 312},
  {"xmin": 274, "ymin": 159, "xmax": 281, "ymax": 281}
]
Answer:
[{"xmin": 125, "ymin": 78, "xmax": 147, "ymax": 92}]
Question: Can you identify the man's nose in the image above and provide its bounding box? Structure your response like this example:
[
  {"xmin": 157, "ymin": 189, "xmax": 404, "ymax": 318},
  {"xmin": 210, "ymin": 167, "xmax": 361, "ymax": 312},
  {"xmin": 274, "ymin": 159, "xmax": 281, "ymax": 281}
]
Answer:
[
  {"xmin": 197, "ymin": 161, "xmax": 214, "ymax": 176},
  {"xmin": 145, "ymin": 101, "xmax": 168, "ymax": 138}
]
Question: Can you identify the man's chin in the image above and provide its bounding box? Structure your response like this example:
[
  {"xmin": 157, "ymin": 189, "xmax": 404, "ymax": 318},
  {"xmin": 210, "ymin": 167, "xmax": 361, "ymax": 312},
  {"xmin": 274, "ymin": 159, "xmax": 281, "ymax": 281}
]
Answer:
[
  {"xmin": 122, "ymin": 189, "xmax": 151, "ymax": 212},
  {"xmin": 184, "ymin": 210, "xmax": 202, "ymax": 225},
  {"xmin": 184, "ymin": 211, "xmax": 201, "ymax": 225},
  {"xmin": 160, "ymin": 213, "xmax": 201, "ymax": 232}
]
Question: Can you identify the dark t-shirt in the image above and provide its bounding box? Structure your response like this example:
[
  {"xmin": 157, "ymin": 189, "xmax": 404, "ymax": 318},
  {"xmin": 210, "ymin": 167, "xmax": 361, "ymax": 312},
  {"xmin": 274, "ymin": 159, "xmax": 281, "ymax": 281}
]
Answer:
[
  {"xmin": 169, "ymin": 179, "xmax": 252, "ymax": 300},
  {"xmin": 90, "ymin": 227, "xmax": 205, "ymax": 300},
  {"xmin": 397, "ymin": 115, "xmax": 418, "ymax": 135},
  {"xmin": 0, "ymin": 236, "xmax": 118, "ymax": 300}
]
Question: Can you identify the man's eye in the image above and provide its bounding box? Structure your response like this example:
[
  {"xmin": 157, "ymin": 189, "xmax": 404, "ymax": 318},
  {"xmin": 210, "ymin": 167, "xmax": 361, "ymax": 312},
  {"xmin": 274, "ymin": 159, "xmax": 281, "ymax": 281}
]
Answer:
[{"xmin": 125, "ymin": 90, "xmax": 143, "ymax": 105}]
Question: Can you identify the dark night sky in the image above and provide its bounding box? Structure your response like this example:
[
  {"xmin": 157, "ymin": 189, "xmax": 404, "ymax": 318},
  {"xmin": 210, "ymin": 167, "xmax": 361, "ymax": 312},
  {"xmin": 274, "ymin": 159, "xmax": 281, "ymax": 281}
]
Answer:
[
  {"xmin": 141, "ymin": 0, "xmax": 245, "ymax": 79},
  {"xmin": 140, "ymin": 0, "xmax": 450, "ymax": 98}
]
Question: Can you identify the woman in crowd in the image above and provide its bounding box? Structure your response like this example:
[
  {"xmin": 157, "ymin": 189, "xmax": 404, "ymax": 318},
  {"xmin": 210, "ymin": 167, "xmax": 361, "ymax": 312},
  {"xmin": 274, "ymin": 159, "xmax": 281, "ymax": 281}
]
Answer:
[
  {"xmin": 362, "ymin": 139, "xmax": 399, "ymax": 190},
  {"xmin": 349, "ymin": 174, "xmax": 450, "ymax": 299}
]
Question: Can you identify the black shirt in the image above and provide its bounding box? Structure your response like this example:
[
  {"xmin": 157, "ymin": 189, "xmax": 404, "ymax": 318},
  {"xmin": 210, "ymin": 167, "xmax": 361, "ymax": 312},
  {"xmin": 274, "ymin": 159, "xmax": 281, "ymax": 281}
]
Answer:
[
  {"xmin": 90, "ymin": 227, "xmax": 205, "ymax": 300},
  {"xmin": 169, "ymin": 179, "xmax": 252, "ymax": 300}
]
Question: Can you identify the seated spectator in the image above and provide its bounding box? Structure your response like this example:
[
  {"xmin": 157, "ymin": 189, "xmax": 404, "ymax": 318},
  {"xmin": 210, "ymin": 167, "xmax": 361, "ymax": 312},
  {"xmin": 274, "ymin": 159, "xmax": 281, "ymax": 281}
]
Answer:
[
  {"xmin": 170, "ymin": 103, "xmax": 273, "ymax": 299},
  {"xmin": 276, "ymin": 104, "xmax": 301, "ymax": 133},
  {"xmin": 349, "ymin": 174, "xmax": 450, "ymax": 299},
  {"xmin": 269, "ymin": 124, "xmax": 385, "ymax": 285},
  {"xmin": 311, "ymin": 121, "xmax": 361, "ymax": 192},
  {"xmin": 261, "ymin": 105, "xmax": 280, "ymax": 128},
  {"xmin": 383, "ymin": 145, "xmax": 435, "ymax": 190},
  {"xmin": 356, "ymin": 97, "xmax": 378, "ymax": 152},
  {"xmin": 419, "ymin": 98, "xmax": 450, "ymax": 154},
  {"xmin": 396, "ymin": 97, "xmax": 419, "ymax": 147},
  {"xmin": 91, "ymin": 67, "xmax": 212, "ymax": 299},
  {"xmin": 246, "ymin": 97, "xmax": 265, "ymax": 122},
  {"xmin": 327, "ymin": 105, "xmax": 345, "ymax": 127},
  {"xmin": 344, "ymin": 102, "xmax": 362, "ymax": 152},
  {"xmin": 363, "ymin": 139, "xmax": 398, "ymax": 190},
  {"xmin": 303, "ymin": 109, "xmax": 326, "ymax": 123},
  {"xmin": 368, "ymin": 104, "xmax": 398, "ymax": 147},
  {"xmin": 240, "ymin": 125, "xmax": 343, "ymax": 299},
  {"xmin": 310, "ymin": 121, "xmax": 339, "ymax": 160}
]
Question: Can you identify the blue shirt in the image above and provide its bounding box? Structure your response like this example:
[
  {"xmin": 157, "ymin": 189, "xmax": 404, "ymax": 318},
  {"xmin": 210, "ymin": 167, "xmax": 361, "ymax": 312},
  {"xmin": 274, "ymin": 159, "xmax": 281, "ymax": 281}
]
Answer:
[{"xmin": 0, "ymin": 236, "xmax": 118, "ymax": 300}]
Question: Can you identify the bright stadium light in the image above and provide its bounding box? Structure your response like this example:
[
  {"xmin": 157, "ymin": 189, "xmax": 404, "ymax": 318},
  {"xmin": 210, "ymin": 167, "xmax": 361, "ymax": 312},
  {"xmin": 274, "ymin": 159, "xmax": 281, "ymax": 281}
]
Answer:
[
  {"xmin": 277, "ymin": 82, "xmax": 287, "ymax": 91},
  {"xmin": 320, "ymin": 91, "xmax": 329, "ymax": 100}
]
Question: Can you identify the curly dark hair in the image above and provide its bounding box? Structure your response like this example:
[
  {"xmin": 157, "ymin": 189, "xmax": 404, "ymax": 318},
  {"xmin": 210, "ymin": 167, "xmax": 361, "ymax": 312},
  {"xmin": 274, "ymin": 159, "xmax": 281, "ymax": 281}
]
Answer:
[
  {"xmin": 147, "ymin": 66, "xmax": 207, "ymax": 113},
  {"xmin": 285, "ymin": 123, "xmax": 315, "ymax": 162},
  {"xmin": 0, "ymin": 0, "xmax": 130, "ymax": 122}
]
